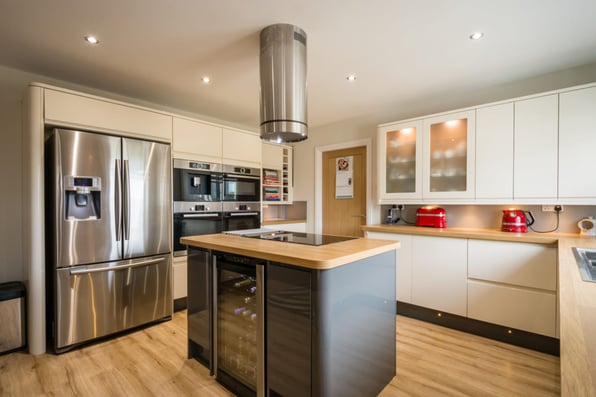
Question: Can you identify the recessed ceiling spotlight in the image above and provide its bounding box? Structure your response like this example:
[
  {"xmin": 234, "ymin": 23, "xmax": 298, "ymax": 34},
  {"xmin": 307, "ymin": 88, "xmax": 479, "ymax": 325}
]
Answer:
[
  {"xmin": 84, "ymin": 35, "xmax": 99, "ymax": 44},
  {"xmin": 201, "ymin": 76, "xmax": 211, "ymax": 84},
  {"xmin": 346, "ymin": 74, "xmax": 357, "ymax": 82},
  {"xmin": 469, "ymin": 32, "xmax": 484, "ymax": 41}
]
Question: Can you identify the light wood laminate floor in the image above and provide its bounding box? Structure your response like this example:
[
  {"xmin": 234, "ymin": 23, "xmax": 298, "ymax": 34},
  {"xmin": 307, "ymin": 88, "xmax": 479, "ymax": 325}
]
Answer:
[{"xmin": 0, "ymin": 311, "xmax": 560, "ymax": 396}]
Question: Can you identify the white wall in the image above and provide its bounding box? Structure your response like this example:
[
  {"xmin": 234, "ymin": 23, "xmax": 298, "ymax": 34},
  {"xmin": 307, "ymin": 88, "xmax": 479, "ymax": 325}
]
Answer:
[
  {"xmin": 0, "ymin": 67, "xmax": 34, "ymax": 282},
  {"xmin": 293, "ymin": 62, "xmax": 596, "ymax": 232}
]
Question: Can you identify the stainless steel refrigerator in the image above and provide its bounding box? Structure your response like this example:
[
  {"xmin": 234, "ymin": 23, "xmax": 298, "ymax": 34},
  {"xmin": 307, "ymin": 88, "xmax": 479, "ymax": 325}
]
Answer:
[{"xmin": 46, "ymin": 128, "xmax": 172, "ymax": 352}]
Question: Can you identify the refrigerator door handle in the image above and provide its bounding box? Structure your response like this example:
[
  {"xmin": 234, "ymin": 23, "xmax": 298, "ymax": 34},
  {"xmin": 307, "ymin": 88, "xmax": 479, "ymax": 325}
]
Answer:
[
  {"xmin": 123, "ymin": 159, "xmax": 130, "ymax": 240},
  {"xmin": 115, "ymin": 159, "xmax": 122, "ymax": 241},
  {"xmin": 69, "ymin": 257, "xmax": 166, "ymax": 275}
]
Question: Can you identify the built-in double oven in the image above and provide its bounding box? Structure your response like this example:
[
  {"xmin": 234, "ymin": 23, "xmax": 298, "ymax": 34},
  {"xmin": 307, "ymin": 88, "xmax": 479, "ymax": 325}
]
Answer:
[
  {"xmin": 173, "ymin": 160, "xmax": 261, "ymax": 257},
  {"xmin": 222, "ymin": 164, "xmax": 262, "ymax": 232}
]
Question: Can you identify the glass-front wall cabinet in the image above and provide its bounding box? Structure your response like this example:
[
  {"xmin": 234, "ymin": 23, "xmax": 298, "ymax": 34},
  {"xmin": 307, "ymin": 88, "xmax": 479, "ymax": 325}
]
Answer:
[
  {"xmin": 378, "ymin": 120, "xmax": 423, "ymax": 202},
  {"xmin": 423, "ymin": 110, "xmax": 475, "ymax": 199}
]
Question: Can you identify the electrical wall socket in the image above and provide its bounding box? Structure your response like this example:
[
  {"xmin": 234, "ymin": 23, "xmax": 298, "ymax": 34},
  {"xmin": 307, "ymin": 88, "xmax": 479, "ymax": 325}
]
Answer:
[{"xmin": 542, "ymin": 205, "xmax": 564, "ymax": 212}]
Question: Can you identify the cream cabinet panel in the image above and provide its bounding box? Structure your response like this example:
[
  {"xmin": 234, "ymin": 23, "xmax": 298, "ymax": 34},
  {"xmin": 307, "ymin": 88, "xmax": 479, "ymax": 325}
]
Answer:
[
  {"xmin": 173, "ymin": 256, "xmax": 187, "ymax": 300},
  {"xmin": 222, "ymin": 129, "xmax": 262, "ymax": 167},
  {"xmin": 44, "ymin": 88, "xmax": 172, "ymax": 141},
  {"xmin": 468, "ymin": 240, "xmax": 557, "ymax": 291},
  {"xmin": 468, "ymin": 280, "xmax": 557, "ymax": 337},
  {"xmin": 411, "ymin": 236, "xmax": 467, "ymax": 315},
  {"xmin": 422, "ymin": 110, "xmax": 475, "ymax": 200},
  {"xmin": 513, "ymin": 94, "xmax": 558, "ymax": 200},
  {"xmin": 172, "ymin": 117, "xmax": 222, "ymax": 162},
  {"xmin": 262, "ymin": 142, "xmax": 283, "ymax": 169},
  {"xmin": 366, "ymin": 232, "xmax": 412, "ymax": 303},
  {"xmin": 559, "ymin": 86, "xmax": 596, "ymax": 199},
  {"xmin": 475, "ymin": 103, "xmax": 514, "ymax": 200},
  {"xmin": 377, "ymin": 120, "xmax": 423, "ymax": 202}
]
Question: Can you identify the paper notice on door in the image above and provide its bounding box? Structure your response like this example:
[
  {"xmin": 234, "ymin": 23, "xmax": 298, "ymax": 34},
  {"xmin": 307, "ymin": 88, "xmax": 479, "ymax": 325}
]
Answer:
[{"xmin": 335, "ymin": 156, "xmax": 353, "ymax": 199}]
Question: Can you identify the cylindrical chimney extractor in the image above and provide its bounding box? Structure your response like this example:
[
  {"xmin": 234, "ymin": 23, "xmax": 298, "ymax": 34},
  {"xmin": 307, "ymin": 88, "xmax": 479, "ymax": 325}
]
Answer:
[{"xmin": 259, "ymin": 24, "xmax": 307, "ymax": 142}]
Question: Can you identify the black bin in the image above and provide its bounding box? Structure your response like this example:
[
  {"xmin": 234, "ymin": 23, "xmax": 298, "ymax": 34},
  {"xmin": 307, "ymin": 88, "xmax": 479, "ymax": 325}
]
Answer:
[{"xmin": 0, "ymin": 281, "xmax": 26, "ymax": 354}]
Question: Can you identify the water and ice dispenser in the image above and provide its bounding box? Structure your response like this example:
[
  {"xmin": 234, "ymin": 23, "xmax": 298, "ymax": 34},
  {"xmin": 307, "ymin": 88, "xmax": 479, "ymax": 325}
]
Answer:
[{"xmin": 64, "ymin": 176, "xmax": 101, "ymax": 220}]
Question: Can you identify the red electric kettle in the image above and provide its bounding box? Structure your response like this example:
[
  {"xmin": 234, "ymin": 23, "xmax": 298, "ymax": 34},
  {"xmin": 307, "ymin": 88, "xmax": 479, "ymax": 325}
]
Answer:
[{"xmin": 501, "ymin": 209, "xmax": 535, "ymax": 233}]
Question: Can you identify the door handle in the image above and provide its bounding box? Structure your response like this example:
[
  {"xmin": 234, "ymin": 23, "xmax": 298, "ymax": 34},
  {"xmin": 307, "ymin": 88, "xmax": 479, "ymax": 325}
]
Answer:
[
  {"xmin": 115, "ymin": 159, "xmax": 122, "ymax": 241},
  {"xmin": 69, "ymin": 257, "xmax": 165, "ymax": 275},
  {"xmin": 123, "ymin": 159, "xmax": 130, "ymax": 240},
  {"xmin": 352, "ymin": 214, "xmax": 367, "ymax": 218}
]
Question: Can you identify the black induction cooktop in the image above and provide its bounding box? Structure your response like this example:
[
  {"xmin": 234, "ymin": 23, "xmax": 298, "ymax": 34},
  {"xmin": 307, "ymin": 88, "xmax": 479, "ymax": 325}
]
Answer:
[{"xmin": 241, "ymin": 230, "xmax": 356, "ymax": 246}]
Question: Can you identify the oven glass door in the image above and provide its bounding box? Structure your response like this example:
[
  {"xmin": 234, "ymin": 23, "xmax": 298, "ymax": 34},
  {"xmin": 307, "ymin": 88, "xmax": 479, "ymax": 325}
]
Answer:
[
  {"xmin": 174, "ymin": 169, "xmax": 221, "ymax": 202},
  {"xmin": 174, "ymin": 213, "xmax": 223, "ymax": 255},
  {"xmin": 223, "ymin": 212, "xmax": 261, "ymax": 232},
  {"xmin": 222, "ymin": 175, "xmax": 260, "ymax": 202}
]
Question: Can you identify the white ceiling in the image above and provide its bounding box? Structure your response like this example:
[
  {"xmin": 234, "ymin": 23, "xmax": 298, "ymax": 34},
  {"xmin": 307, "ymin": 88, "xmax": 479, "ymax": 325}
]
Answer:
[{"xmin": 1, "ymin": 0, "xmax": 596, "ymax": 131}]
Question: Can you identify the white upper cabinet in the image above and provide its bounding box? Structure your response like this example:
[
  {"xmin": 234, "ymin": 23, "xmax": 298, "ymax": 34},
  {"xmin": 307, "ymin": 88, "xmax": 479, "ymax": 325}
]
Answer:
[
  {"xmin": 44, "ymin": 88, "xmax": 172, "ymax": 141},
  {"xmin": 422, "ymin": 110, "xmax": 476, "ymax": 200},
  {"xmin": 262, "ymin": 142, "xmax": 283, "ymax": 169},
  {"xmin": 378, "ymin": 120, "xmax": 423, "ymax": 202},
  {"xmin": 222, "ymin": 128, "xmax": 262, "ymax": 167},
  {"xmin": 172, "ymin": 117, "xmax": 222, "ymax": 162},
  {"xmin": 559, "ymin": 86, "xmax": 596, "ymax": 199},
  {"xmin": 475, "ymin": 103, "xmax": 514, "ymax": 200},
  {"xmin": 513, "ymin": 94, "xmax": 558, "ymax": 200}
]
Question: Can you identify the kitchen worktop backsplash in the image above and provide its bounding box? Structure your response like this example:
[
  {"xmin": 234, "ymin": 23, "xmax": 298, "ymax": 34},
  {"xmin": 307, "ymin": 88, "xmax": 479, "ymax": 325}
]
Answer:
[{"xmin": 380, "ymin": 204, "xmax": 596, "ymax": 234}]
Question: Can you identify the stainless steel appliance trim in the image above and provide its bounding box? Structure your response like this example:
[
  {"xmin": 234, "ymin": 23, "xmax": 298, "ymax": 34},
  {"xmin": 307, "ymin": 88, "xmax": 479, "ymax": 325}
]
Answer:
[
  {"xmin": 256, "ymin": 265, "xmax": 265, "ymax": 397},
  {"xmin": 181, "ymin": 213, "xmax": 223, "ymax": 218},
  {"xmin": 115, "ymin": 159, "xmax": 122, "ymax": 242},
  {"xmin": 69, "ymin": 257, "xmax": 165, "ymax": 275},
  {"xmin": 222, "ymin": 164, "xmax": 261, "ymax": 177},
  {"xmin": 212, "ymin": 254, "xmax": 218, "ymax": 378},
  {"xmin": 173, "ymin": 158, "xmax": 222, "ymax": 173},
  {"xmin": 173, "ymin": 201, "xmax": 223, "ymax": 213},
  {"xmin": 228, "ymin": 212, "xmax": 260, "ymax": 217},
  {"xmin": 224, "ymin": 174, "xmax": 261, "ymax": 181},
  {"xmin": 123, "ymin": 159, "xmax": 130, "ymax": 240}
]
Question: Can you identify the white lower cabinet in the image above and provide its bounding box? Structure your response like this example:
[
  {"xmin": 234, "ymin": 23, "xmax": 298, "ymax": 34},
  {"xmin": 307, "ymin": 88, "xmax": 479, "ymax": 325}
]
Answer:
[
  {"xmin": 411, "ymin": 236, "xmax": 468, "ymax": 316},
  {"xmin": 365, "ymin": 232, "xmax": 412, "ymax": 303},
  {"xmin": 173, "ymin": 256, "xmax": 187, "ymax": 301},
  {"xmin": 365, "ymin": 231, "xmax": 559, "ymax": 337},
  {"xmin": 467, "ymin": 239, "xmax": 558, "ymax": 337},
  {"xmin": 467, "ymin": 280, "xmax": 557, "ymax": 337}
]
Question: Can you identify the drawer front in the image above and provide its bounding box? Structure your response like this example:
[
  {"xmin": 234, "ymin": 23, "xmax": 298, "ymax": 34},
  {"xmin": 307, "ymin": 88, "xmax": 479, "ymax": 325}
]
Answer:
[
  {"xmin": 468, "ymin": 280, "xmax": 557, "ymax": 337},
  {"xmin": 468, "ymin": 239, "xmax": 556, "ymax": 291}
]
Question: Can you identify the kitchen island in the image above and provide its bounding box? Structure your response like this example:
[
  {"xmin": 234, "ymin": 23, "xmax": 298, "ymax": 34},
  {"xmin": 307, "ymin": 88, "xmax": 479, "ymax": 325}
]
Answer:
[{"xmin": 181, "ymin": 233, "xmax": 399, "ymax": 397}]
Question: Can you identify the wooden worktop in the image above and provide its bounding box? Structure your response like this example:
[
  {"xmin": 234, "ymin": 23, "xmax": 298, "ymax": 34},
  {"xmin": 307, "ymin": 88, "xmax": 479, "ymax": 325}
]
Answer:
[
  {"xmin": 362, "ymin": 223, "xmax": 596, "ymax": 396},
  {"xmin": 361, "ymin": 224, "xmax": 573, "ymax": 244},
  {"xmin": 181, "ymin": 233, "xmax": 399, "ymax": 270}
]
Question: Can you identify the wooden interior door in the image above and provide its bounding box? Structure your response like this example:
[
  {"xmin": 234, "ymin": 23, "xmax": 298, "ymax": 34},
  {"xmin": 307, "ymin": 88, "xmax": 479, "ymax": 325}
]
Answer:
[{"xmin": 322, "ymin": 146, "xmax": 367, "ymax": 237}]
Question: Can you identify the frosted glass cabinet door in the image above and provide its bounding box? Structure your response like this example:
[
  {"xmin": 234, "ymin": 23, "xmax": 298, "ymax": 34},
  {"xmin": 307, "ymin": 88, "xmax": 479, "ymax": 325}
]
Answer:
[
  {"xmin": 377, "ymin": 120, "xmax": 423, "ymax": 202},
  {"xmin": 423, "ymin": 110, "xmax": 475, "ymax": 199}
]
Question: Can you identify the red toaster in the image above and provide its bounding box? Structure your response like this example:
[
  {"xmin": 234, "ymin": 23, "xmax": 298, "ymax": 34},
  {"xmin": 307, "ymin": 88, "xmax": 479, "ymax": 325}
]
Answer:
[{"xmin": 416, "ymin": 206, "xmax": 446, "ymax": 228}]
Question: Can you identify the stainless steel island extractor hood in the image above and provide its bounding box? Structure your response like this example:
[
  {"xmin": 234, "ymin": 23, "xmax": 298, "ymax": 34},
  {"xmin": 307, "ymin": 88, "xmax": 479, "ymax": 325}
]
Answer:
[{"xmin": 259, "ymin": 24, "xmax": 307, "ymax": 143}]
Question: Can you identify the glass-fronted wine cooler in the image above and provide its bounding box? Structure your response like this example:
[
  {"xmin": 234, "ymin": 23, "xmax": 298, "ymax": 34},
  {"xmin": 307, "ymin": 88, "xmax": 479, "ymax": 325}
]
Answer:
[{"xmin": 215, "ymin": 253, "xmax": 265, "ymax": 397}]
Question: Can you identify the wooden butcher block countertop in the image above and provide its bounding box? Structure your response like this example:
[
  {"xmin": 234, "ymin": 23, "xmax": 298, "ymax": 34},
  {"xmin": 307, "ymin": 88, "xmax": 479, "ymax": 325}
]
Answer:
[
  {"xmin": 362, "ymin": 223, "xmax": 596, "ymax": 396},
  {"xmin": 181, "ymin": 233, "xmax": 399, "ymax": 270}
]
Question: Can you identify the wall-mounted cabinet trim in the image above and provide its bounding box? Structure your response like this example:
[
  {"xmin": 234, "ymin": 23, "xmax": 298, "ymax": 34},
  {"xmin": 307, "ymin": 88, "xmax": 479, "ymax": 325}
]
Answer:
[{"xmin": 44, "ymin": 88, "xmax": 172, "ymax": 141}]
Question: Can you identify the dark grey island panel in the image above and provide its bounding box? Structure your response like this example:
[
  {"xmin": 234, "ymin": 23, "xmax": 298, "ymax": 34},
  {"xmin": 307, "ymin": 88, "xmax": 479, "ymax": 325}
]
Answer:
[
  {"xmin": 187, "ymin": 246, "xmax": 397, "ymax": 397},
  {"xmin": 311, "ymin": 250, "xmax": 396, "ymax": 397}
]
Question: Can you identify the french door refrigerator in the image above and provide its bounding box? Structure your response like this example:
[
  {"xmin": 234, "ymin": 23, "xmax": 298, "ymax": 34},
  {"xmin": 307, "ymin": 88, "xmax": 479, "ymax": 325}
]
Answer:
[{"xmin": 46, "ymin": 128, "xmax": 172, "ymax": 352}]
